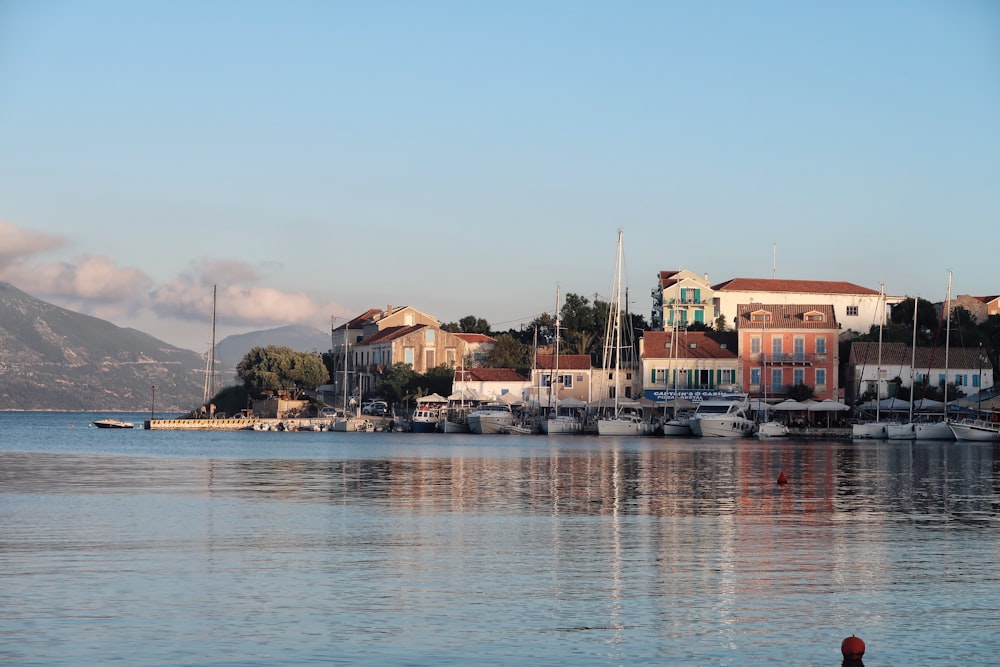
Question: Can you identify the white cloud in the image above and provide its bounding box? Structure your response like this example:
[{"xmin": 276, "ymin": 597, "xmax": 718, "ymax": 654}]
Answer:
[{"xmin": 0, "ymin": 220, "xmax": 65, "ymax": 266}]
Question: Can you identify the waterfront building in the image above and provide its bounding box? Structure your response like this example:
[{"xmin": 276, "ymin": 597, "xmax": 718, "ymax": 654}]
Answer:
[
  {"xmin": 845, "ymin": 342, "xmax": 995, "ymax": 406},
  {"xmin": 640, "ymin": 330, "xmax": 742, "ymax": 402},
  {"xmin": 734, "ymin": 304, "xmax": 840, "ymax": 402}
]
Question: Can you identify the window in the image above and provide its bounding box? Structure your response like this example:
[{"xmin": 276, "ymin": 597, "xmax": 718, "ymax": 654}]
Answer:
[
  {"xmin": 793, "ymin": 337, "xmax": 805, "ymax": 360},
  {"xmin": 750, "ymin": 368, "xmax": 761, "ymax": 386},
  {"xmin": 846, "ymin": 306, "xmax": 859, "ymax": 317},
  {"xmin": 404, "ymin": 347, "xmax": 414, "ymax": 365},
  {"xmin": 750, "ymin": 336, "xmax": 761, "ymax": 355},
  {"xmin": 721, "ymin": 369, "xmax": 734, "ymax": 385},
  {"xmin": 771, "ymin": 368, "xmax": 782, "ymax": 390},
  {"xmin": 793, "ymin": 369, "xmax": 804, "ymax": 386},
  {"xmin": 542, "ymin": 373, "xmax": 552, "ymax": 387},
  {"xmin": 771, "ymin": 337, "xmax": 782, "ymax": 357},
  {"xmin": 816, "ymin": 337, "xmax": 827, "ymax": 355},
  {"xmin": 805, "ymin": 313, "xmax": 824, "ymax": 321},
  {"xmin": 816, "ymin": 368, "xmax": 826, "ymax": 386},
  {"xmin": 426, "ymin": 329, "xmax": 435, "ymax": 343},
  {"xmin": 560, "ymin": 374, "xmax": 573, "ymax": 388}
]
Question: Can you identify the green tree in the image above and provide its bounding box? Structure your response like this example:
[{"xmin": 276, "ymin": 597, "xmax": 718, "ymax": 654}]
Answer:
[
  {"xmin": 561, "ymin": 293, "xmax": 597, "ymax": 332},
  {"xmin": 236, "ymin": 345, "xmax": 328, "ymax": 399},
  {"xmin": 443, "ymin": 315, "xmax": 491, "ymax": 334},
  {"xmin": 714, "ymin": 314, "xmax": 729, "ymax": 332},
  {"xmin": 373, "ymin": 362, "xmax": 417, "ymax": 405},
  {"xmin": 787, "ymin": 383, "xmax": 815, "ymax": 402},
  {"xmin": 484, "ymin": 333, "xmax": 531, "ymax": 368}
]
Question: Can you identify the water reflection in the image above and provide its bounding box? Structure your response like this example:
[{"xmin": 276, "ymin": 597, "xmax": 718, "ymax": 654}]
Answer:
[{"xmin": 4, "ymin": 440, "xmax": 998, "ymax": 522}]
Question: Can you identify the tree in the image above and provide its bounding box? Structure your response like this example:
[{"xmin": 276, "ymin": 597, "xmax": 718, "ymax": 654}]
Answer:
[
  {"xmin": 788, "ymin": 383, "xmax": 815, "ymax": 402},
  {"xmin": 561, "ymin": 293, "xmax": 597, "ymax": 332},
  {"xmin": 714, "ymin": 314, "xmax": 729, "ymax": 332},
  {"xmin": 484, "ymin": 333, "xmax": 531, "ymax": 368},
  {"xmin": 237, "ymin": 345, "xmax": 328, "ymax": 399},
  {"xmin": 443, "ymin": 315, "xmax": 490, "ymax": 334},
  {"xmin": 372, "ymin": 363, "xmax": 417, "ymax": 405}
]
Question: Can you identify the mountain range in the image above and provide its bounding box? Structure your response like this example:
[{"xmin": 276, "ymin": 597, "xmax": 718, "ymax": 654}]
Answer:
[{"xmin": 0, "ymin": 282, "xmax": 331, "ymax": 412}]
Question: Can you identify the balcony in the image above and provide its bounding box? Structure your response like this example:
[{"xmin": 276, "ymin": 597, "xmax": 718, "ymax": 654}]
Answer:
[{"xmin": 752, "ymin": 353, "xmax": 823, "ymax": 364}]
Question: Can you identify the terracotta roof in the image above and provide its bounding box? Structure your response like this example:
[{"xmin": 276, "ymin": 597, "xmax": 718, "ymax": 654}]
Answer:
[
  {"xmin": 657, "ymin": 270, "xmax": 682, "ymax": 289},
  {"xmin": 975, "ymin": 295, "xmax": 1000, "ymax": 303},
  {"xmin": 642, "ymin": 331, "xmax": 738, "ymax": 360},
  {"xmin": 333, "ymin": 308, "xmax": 384, "ymax": 331},
  {"xmin": 357, "ymin": 324, "xmax": 426, "ymax": 345},
  {"xmin": 713, "ymin": 278, "xmax": 880, "ymax": 295},
  {"xmin": 453, "ymin": 333, "xmax": 496, "ymax": 343},
  {"xmin": 735, "ymin": 304, "xmax": 838, "ymax": 329},
  {"xmin": 535, "ymin": 354, "xmax": 592, "ymax": 370},
  {"xmin": 850, "ymin": 342, "xmax": 993, "ymax": 370},
  {"xmin": 457, "ymin": 368, "xmax": 530, "ymax": 382}
]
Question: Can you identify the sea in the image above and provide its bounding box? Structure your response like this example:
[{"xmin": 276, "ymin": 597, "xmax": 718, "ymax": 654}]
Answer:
[{"xmin": 2, "ymin": 411, "xmax": 999, "ymax": 666}]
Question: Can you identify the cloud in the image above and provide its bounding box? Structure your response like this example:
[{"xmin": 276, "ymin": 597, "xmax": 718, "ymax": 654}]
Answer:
[
  {"xmin": 148, "ymin": 259, "xmax": 338, "ymax": 329},
  {"xmin": 0, "ymin": 220, "xmax": 65, "ymax": 266}
]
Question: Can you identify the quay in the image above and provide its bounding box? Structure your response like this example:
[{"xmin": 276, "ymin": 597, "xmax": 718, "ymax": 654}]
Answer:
[{"xmin": 143, "ymin": 416, "xmax": 397, "ymax": 431}]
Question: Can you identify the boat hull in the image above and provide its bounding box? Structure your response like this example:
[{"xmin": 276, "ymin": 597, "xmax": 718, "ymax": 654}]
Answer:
[
  {"xmin": 690, "ymin": 417, "xmax": 754, "ymax": 438},
  {"xmin": 409, "ymin": 419, "xmax": 438, "ymax": 433},
  {"xmin": 949, "ymin": 419, "xmax": 1000, "ymax": 441},
  {"xmin": 597, "ymin": 417, "xmax": 657, "ymax": 437},
  {"xmin": 851, "ymin": 422, "xmax": 889, "ymax": 439},
  {"xmin": 661, "ymin": 420, "xmax": 692, "ymax": 437},
  {"xmin": 755, "ymin": 421, "xmax": 789, "ymax": 438},
  {"xmin": 544, "ymin": 416, "xmax": 583, "ymax": 435},
  {"xmin": 93, "ymin": 419, "xmax": 134, "ymax": 429},
  {"xmin": 913, "ymin": 422, "xmax": 956, "ymax": 440},
  {"xmin": 468, "ymin": 415, "xmax": 514, "ymax": 434},
  {"xmin": 886, "ymin": 423, "xmax": 916, "ymax": 440}
]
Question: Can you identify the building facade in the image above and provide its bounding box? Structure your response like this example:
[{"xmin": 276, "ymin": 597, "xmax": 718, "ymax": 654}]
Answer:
[
  {"xmin": 734, "ymin": 304, "xmax": 840, "ymax": 401},
  {"xmin": 640, "ymin": 330, "xmax": 742, "ymax": 402}
]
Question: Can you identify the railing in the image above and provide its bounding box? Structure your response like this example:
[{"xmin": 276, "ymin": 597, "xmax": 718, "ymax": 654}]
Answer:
[{"xmin": 752, "ymin": 353, "xmax": 822, "ymax": 364}]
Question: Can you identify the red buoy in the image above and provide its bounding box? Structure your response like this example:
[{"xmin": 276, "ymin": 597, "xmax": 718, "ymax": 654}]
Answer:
[
  {"xmin": 841, "ymin": 634, "xmax": 865, "ymax": 660},
  {"xmin": 776, "ymin": 471, "xmax": 788, "ymax": 485}
]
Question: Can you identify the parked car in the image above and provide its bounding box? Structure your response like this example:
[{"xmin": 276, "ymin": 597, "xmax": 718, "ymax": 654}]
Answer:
[{"xmin": 363, "ymin": 400, "xmax": 388, "ymax": 415}]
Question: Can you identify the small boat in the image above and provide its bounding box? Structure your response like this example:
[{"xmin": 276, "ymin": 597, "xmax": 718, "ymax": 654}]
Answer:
[
  {"xmin": 689, "ymin": 396, "xmax": 755, "ymax": 438},
  {"xmin": 467, "ymin": 401, "xmax": 515, "ymax": 434},
  {"xmin": 754, "ymin": 420, "xmax": 789, "ymax": 438},
  {"xmin": 92, "ymin": 419, "xmax": 135, "ymax": 429},
  {"xmin": 949, "ymin": 417, "xmax": 1000, "ymax": 441},
  {"xmin": 410, "ymin": 404, "xmax": 443, "ymax": 433}
]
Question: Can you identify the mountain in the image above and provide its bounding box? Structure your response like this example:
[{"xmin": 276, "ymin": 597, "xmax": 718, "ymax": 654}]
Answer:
[
  {"xmin": 0, "ymin": 282, "xmax": 206, "ymax": 412},
  {"xmin": 214, "ymin": 324, "xmax": 332, "ymax": 383}
]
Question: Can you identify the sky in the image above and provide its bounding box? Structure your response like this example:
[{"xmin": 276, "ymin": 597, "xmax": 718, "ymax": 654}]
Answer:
[{"xmin": 1, "ymin": 1, "xmax": 998, "ymax": 353}]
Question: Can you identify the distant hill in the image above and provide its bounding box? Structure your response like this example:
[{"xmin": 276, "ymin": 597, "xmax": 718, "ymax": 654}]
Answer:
[
  {"xmin": 0, "ymin": 282, "xmax": 208, "ymax": 412},
  {"xmin": 214, "ymin": 324, "xmax": 332, "ymax": 383}
]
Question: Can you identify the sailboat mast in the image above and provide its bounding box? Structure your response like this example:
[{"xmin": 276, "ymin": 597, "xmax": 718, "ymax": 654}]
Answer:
[
  {"xmin": 876, "ymin": 283, "xmax": 885, "ymax": 423},
  {"xmin": 943, "ymin": 271, "xmax": 952, "ymax": 419},
  {"xmin": 612, "ymin": 230, "xmax": 624, "ymax": 411},
  {"xmin": 552, "ymin": 284, "xmax": 561, "ymax": 408},
  {"xmin": 908, "ymin": 296, "xmax": 918, "ymax": 422},
  {"xmin": 202, "ymin": 285, "xmax": 217, "ymax": 404}
]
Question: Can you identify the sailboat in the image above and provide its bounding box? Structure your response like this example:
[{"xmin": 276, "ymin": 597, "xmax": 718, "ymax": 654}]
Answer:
[
  {"xmin": 852, "ymin": 284, "xmax": 891, "ymax": 439},
  {"xmin": 887, "ymin": 296, "xmax": 921, "ymax": 441},
  {"xmin": 597, "ymin": 230, "xmax": 657, "ymax": 437},
  {"xmin": 544, "ymin": 284, "xmax": 583, "ymax": 435},
  {"xmin": 660, "ymin": 321, "xmax": 694, "ymax": 436},
  {"xmin": 332, "ymin": 325, "xmax": 363, "ymax": 432},
  {"xmin": 913, "ymin": 272, "xmax": 956, "ymax": 440}
]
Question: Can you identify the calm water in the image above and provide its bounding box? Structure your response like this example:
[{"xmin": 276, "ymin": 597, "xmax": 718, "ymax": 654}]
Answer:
[{"xmin": 2, "ymin": 413, "xmax": 999, "ymax": 666}]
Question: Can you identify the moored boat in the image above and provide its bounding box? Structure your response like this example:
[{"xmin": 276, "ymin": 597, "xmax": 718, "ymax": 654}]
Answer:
[
  {"xmin": 467, "ymin": 402, "xmax": 515, "ymax": 434},
  {"xmin": 689, "ymin": 396, "xmax": 754, "ymax": 438},
  {"xmin": 949, "ymin": 417, "xmax": 1000, "ymax": 441},
  {"xmin": 92, "ymin": 418, "xmax": 134, "ymax": 429}
]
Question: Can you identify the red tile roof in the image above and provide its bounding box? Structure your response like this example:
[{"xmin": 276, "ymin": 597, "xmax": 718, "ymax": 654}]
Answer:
[
  {"xmin": 358, "ymin": 324, "xmax": 426, "ymax": 345},
  {"xmin": 453, "ymin": 333, "xmax": 497, "ymax": 343},
  {"xmin": 850, "ymin": 342, "xmax": 993, "ymax": 370},
  {"xmin": 535, "ymin": 354, "xmax": 592, "ymax": 370},
  {"xmin": 333, "ymin": 308, "xmax": 384, "ymax": 330},
  {"xmin": 642, "ymin": 331, "xmax": 738, "ymax": 360},
  {"xmin": 735, "ymin": 304, "xmax": 838, "ymax": 329},
  {"xmin": 713, "ymin": 278, "xmax": 880, "ymax": 295},
  {"xmin": 457, "ymin": 368, "xmax": 530, "ymax": 382}
]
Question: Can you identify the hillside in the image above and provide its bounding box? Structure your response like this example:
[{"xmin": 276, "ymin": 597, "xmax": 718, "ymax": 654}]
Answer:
[
  {"xmin": 0, "ymin": 282, "xmax": 207, "ymax": 412},
  {"xmin": 215, "ymin": 324, "xmax": 331, "ymax": 383}
]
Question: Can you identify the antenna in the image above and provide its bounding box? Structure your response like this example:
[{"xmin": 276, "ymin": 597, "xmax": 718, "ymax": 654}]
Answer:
[{"xmin": 772, "ymin": 243, "xmax": 776, "ymax": 279}]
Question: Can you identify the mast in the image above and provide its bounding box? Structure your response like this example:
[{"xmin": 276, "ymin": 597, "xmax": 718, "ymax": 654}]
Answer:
[
  {"xmin": 551, "ymin": 284, "xmax": 561, "ymax": 411},
  {"xmin": 944, "ymin": 271, "xmax": 952, "ymax": 420},
  {"xmin": 611, "ymin": 230, "xmax": 624, "ymax": 413},
  {"xmin": 202, "ymin": 285, "xmax": 217, "ymax": 405},
  {"xmin": 908, "ymin": 296, "xmax": 918, "ymax": 423},
  {"xmin": 876, "ymin": 283, "xmax": 885, "ymax": 423}
]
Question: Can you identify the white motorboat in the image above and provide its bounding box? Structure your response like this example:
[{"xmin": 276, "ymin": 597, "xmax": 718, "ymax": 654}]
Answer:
[
  {"xmin": 597, "ymin": 407, "xmax": 658, "ymax": 436},
  {"xmin": 755, "ymin": 420, "xmax": 789, "ymax": 438},
  {"xmin": 467, "ymin": 402, "xmax": 515, "ymax": 434},
  {"xmin": 949, "ymin": 418, "xmax": 1000, "ymax": 441},
  {"xmin": 689, "ymin": 397, "xmax": 755, "ymax": 438},
  {"xmin": 92, "ymin": 419, "xmax": 134, "ymax": 429}
]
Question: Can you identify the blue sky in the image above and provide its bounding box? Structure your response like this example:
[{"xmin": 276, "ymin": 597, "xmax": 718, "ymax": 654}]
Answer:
[{"xmin": 1, "ymin": 0, "xmax": 998, "ymax": 352}]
